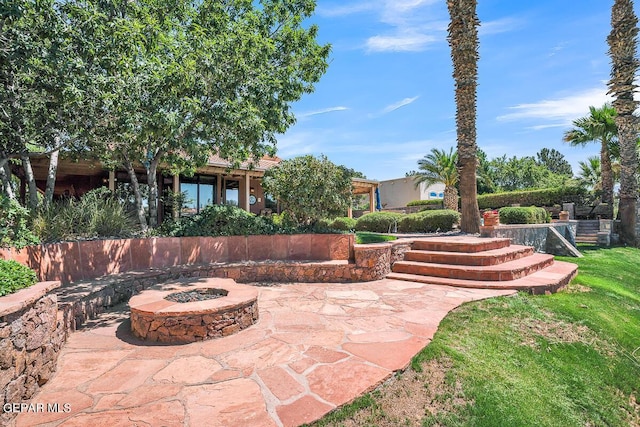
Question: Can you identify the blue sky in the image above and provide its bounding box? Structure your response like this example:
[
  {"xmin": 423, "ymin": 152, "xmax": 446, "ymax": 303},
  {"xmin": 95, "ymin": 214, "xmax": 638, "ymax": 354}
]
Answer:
[{"xmin": 276, "ymin": 0, "xmax": 639, "ymax": 181}]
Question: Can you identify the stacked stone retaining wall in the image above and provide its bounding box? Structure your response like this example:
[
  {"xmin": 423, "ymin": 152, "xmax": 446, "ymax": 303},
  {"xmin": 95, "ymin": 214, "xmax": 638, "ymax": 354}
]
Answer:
[{"xmin": 0, "ymin": 282, "xmax": 64, "ymax": 425}]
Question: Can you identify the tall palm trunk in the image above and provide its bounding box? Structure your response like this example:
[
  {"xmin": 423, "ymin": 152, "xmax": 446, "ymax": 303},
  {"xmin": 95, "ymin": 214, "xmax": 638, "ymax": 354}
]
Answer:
[
  {"xmin": 447, "ymin": 0, "xmax": 481, "ymax": 233},
  {"xmin": 600, "ymin": 141, "xmax": 615, "ymax": 219},
  {"xmin": 608, "ymin": 0, "xmax": 639, "ymax": 245}
]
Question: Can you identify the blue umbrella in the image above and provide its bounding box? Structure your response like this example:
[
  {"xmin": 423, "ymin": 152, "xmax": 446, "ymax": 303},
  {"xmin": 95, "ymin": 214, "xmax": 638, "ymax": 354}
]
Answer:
[{"xmin": 375, "ymin": 187, "xmax": 382, "ymax": 211}]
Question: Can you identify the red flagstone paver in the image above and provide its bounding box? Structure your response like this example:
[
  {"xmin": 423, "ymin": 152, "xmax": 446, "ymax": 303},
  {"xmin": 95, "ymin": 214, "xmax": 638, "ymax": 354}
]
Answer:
[
  {"xmin": 306, "ymin": 359, "xmax": 390, "ymax": 406},
  {"xmin": 276, "ymin": 396, "xmax": 334, "ymax": 427},
  {"xmin": 14, "ymin": 278, "xmax": 514, "ymax": 426},
  {"xmin": 153, "ymin": 355, "xmax": 223, "ymax": 384},
  {"xmin": 257, "ymin": 366, "xmax": 306, "ymax": 401}
]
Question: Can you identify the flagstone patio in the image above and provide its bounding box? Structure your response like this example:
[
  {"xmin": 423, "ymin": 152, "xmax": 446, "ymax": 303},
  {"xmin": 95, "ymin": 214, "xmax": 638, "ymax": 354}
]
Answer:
[{"xmin": 13, "ymin": 278, "xmax": 514, "ymax": 427}]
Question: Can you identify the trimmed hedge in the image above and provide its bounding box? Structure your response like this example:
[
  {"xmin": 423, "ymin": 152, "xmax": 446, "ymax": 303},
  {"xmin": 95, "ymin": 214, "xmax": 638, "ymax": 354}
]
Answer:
[
  {"xmin": 398, "ymin": 210, "xmax": 460, "ymax": 233},
  {"xmin": 0, "ymin": 260, "xmax": 38, "ymax": 297},
  {"xmin": 406, "ymin": 199, "xmax": 444, "ymax": 207},
  {"xmin": 329, "ymin": 217, "xmax": 357, "ymax": 231},
  {"xmin": 477, "ymin": 186, "xmax": 587, "ymax": 210},
  {"xmin": 355, "ymin": 212, "xmax": 404, "ymax": 233},
  {"xmin": 498, "ymin": 206, "xmax": 550, "ymax": 224}
]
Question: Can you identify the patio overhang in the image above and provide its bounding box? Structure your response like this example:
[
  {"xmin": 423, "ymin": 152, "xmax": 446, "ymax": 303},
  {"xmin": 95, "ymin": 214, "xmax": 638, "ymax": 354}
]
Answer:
[{"xmin": 350, "ymin": 177, "xmax": 379, "ymax": 218}]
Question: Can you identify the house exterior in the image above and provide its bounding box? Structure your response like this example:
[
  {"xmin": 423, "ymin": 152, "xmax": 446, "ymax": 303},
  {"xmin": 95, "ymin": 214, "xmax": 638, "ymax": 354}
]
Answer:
[
  {"xmin": 378, "ymin": 177, "xmax": 445, "ymax": 209},
  {"xmin": 15, "ymin": 154, "xmax": 379, "ymax": 222},
  {"xmin": 17, "ymin": 154, "xmax": 281, "ymax": 222}
]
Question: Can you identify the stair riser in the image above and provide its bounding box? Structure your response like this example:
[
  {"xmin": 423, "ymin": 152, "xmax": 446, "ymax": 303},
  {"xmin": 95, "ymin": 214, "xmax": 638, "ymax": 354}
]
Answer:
[
  {"xmin": 403, "ymin": 248, "xmax": 534, "ymax": 266},
  {"xmin": 387, "ymin": 263, "xmax": 578, "ymax": 294},
  {"xmin": 393, "ymin": 258, "xmax": 555, "ymax": 281},
  {"xmin": 411, "ymin": 239, "xmax": 511, "ymax": 253}
]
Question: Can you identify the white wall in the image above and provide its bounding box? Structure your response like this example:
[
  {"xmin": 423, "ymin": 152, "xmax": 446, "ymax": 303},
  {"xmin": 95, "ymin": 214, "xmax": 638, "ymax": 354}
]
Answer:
[{"xmin": 378, "ymin": 177, "xmax": 445, "ymax": 208}]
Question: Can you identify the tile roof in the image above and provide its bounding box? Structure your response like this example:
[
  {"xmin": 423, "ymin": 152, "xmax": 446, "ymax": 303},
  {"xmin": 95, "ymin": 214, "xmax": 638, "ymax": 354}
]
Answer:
[{"xmin": 207, "ymin": 154, "xmax": 281, "ymax": 171}]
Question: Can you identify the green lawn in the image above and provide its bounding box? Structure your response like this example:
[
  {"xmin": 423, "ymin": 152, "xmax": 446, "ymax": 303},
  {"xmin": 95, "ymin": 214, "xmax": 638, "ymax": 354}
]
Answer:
[
  {"xmin": 355, "ymin": 232, "xmax": 397, "ymax": 244},
  {"xmin": 309, "ymin": 246, "xmax": 640, "ymax": 427}
]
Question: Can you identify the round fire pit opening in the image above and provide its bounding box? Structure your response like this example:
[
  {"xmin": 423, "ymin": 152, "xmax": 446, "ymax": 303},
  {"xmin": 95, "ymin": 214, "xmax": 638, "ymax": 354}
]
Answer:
[
  {"xmin": 165, "ymin": 288, "xmax": 229, "ymax": 303},
  {"xmin": 129, "ymin": 278, "xmax": 258, "ymax": 344}
]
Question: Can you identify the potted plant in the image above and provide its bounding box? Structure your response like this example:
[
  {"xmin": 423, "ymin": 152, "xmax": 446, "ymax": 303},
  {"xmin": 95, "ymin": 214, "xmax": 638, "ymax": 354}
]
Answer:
[{"xmin": 483, "ymin": 210, "xmax": 500, "ymax": 227}]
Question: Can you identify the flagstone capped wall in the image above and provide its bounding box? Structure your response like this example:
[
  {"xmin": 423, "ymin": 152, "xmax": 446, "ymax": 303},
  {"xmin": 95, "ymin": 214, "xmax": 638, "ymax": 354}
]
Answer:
[{"xmin": 0, "ymin": 281, "xmax": 65, "ymax": 425}]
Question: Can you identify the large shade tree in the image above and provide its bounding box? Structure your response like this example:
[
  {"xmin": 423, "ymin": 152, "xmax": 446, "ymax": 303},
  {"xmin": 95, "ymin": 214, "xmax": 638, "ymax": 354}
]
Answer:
[
  {"xmin": 0, "ymin": 0, "xmax": 85, "ymax": 209},
  {"xmin": 414, "ymin": 148, "xmax": 459, "ymax": 211},
  {"xmin": 563, "ymin": 104, "xmax": 618, "ymax": 219},
  {"xmin": 65, "ymin": 0, "xmax": 330, "ymax": 230},
  {"xmin": 607, "ymin": 0, "xmax": 639, "ymax": 245},
  {"xmin": 446, "ymin": 0, "xmax": 481, "ymax": 233}
]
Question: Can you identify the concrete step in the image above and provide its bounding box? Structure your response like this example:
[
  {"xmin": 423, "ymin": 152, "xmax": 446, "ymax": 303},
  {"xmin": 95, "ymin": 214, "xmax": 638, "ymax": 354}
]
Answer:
[
  {"xmin": 575, "ymin": 236, "xmax": 598, "ymax": 243},
  {"xmin": 392, "ymin": 253, "xmax": 555, "ymax": 281},
  {"xmin": 403, "ymin": 245, "xmax": 534, "ymax": 266},
  {"xmin": 411, "ymin": 236, "xmax": 511, "ymax": 253},
  {"xmin": 387, "ymin": 261, "xmax": 578, "ymax": 295}
]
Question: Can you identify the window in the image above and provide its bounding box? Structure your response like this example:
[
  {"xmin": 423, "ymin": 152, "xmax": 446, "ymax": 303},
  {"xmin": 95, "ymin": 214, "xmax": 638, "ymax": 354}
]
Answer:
[
  {"xmin": 438, "ymin": 193, "xmax": 444, "ymax": 198},
  {"xmin": 430, "ymin": 192, "xmax": 437, "ymax": 197},
  {"xmin": 224, "ymin": 179, "xmax": 239, "ymax": 206},
  {"xmin": 180, "ymin": 175, "xmax": 217, "ymax": 215}
]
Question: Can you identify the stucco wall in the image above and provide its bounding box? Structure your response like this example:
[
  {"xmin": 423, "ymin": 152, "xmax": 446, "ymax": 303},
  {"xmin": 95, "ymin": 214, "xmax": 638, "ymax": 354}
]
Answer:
[
  {"xmin": 379, "ymin": 178, "xmax": 445, "ymax": 209},
  {"xmin": 0, "ymin": 234, "xmax": 354, "ymax": 285}
]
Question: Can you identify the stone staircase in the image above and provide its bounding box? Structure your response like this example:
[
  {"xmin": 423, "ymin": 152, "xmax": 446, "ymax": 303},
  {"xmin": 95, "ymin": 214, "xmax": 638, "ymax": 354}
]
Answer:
[
  {"xmin": 387, "ymin": 236, "xmax": 578, "ymax": 295},
  {"xmin": 575, "ymin": 220, "xmax": 599, "ymax": 244}
]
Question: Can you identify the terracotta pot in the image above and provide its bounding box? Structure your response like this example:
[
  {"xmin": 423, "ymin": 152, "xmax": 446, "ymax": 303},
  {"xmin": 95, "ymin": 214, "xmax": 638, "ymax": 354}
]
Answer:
[
  {"xmin": 559, "ymin": 211, "xmax": 569, "ymax": 221},
  {"xmin": 483, "ymin": 214, "xmax": 499, "ymax": 227}
]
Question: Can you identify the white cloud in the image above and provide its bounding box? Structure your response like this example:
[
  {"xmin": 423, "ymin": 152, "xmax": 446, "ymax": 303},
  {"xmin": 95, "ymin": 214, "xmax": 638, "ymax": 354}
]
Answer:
[
  {"xmin": 479, "ymin": 17, "xmax": 523, "ymax": 36},
  {"xmin": 496, "ymin": 86, "xmax": 612, "ymax": 126},
  {"xmin": 298, "ymin": 106, "xmax": 349, "ymax": 118},
  {"xmin": 316, "ymin": 2, "xmax": 374, "ymax": 17},
  {"xmin": 366, "ymin": 33, "xmax": 437, "ymax": 52},
  {"xmin": 275, "ymin": 132, "xmax": 318, "ymax": 158},
  {"xmin": 382, "ymin": 96, "xmax": 420, "ymax": 114}
]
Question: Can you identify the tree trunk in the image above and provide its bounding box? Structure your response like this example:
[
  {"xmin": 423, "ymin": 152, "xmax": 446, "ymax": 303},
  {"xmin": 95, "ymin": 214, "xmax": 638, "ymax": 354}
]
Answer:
[
  {"xmin": 599, "ymin": 140, "xmax": 615, "ymax": 219},
  {"xmin": 607, "ymin": 0, "xmax": 639, "ymax": 246},
  {"xmin": 146, "ymin": 154, "xmax": 162, "ymax": 228},
  {"xmin": 44, "ymin": 149, "xmax": 59, "ymax": 208},
  {"xmin": 617, "ymin": 115, "xmax": 638, "ymax": 245},
  {"xmin": 0, "ymin": 158, "xmax": 17, "ymax": 200},
  {"xmin": 447, "ymin": 0, "xmax": 481, "ymax": 234},
  {"xmin": 443, "ymin": 185, "xmax": 459, "ymax": 211},
  {"xmin": 21, "ymin": 154, "xmax": 39, "ymax": 211},
  {"xmin": 123, "ymin": 158, "xmax": 148, "ymax": 232}
]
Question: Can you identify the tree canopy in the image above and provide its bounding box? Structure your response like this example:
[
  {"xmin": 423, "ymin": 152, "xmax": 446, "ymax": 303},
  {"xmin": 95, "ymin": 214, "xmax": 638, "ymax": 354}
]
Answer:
[
  {"xmin": 414, "ymin": 148, "xmax": 459, "ymax": 211},
  {"xmin": 262, "ymin": 155, "xmax": 352, "ymax": 225},
  {"xmin": 1, "ymin": 0, "xmax": 330, "ymax": 230}
]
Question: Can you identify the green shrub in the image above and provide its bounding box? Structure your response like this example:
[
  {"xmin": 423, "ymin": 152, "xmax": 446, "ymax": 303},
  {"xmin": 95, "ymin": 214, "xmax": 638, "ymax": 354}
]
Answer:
[
  {"xmin": 330, "ymin": 217, "xmax": 357, "ymax": 231},
  {"xmin": 0, "ymin": 259, "xmax": 38, "ymax": 297},
  {"xmin": 477, "ymin": 186, "xmax": 588, "ymax": 210},
  {"xmin": 33, "ymin": 188, "xmax": 138, "ymax": 242},
  {"xmin": 158, "ymin": 204, "xmax": 279, "ymax": 237},
  {"xmin": 0, "ymin": 196, "xmax": 39, "ymax": 249},
  {"xmin": 397, "ymin": 209, "xmax": 460, "ymax": 233},
  {"xmin": 406, "ymin": 199, "xmax": 443, "ymax": 207},
  {"xmin": 498, "ymin": 206, "xmax": 550, "ymax": 224},
  {"xmin": 355, "ymin": 212, "xmax": 404, "ymax": 233}
]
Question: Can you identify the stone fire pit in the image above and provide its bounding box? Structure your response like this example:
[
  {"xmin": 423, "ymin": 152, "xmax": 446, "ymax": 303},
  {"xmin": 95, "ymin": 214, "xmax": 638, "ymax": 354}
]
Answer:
[{"xmin": 129, "ymin": 278, "xmax": 258, "ymax": 343}]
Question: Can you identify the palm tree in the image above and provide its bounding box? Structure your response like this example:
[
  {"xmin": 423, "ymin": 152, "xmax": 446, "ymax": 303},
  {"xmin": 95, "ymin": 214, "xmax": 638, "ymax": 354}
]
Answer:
[
  {"xmin": 578, "ymin": 156, "xmax": 602, "ymax": 192},
  {"xmin": 414, "ymin": 148, "xmax": 459, "ymax": 211},
  {"xmin": 563, "ymin": 104, "xmax": 617, "ymax": 219},
  {"xmin": 446, "ymin": 0, "xmax": 481, "ymax": 233},
  {"xmin": 607, "ymin": 0, "xmax": 639, "ymax": 245}
]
